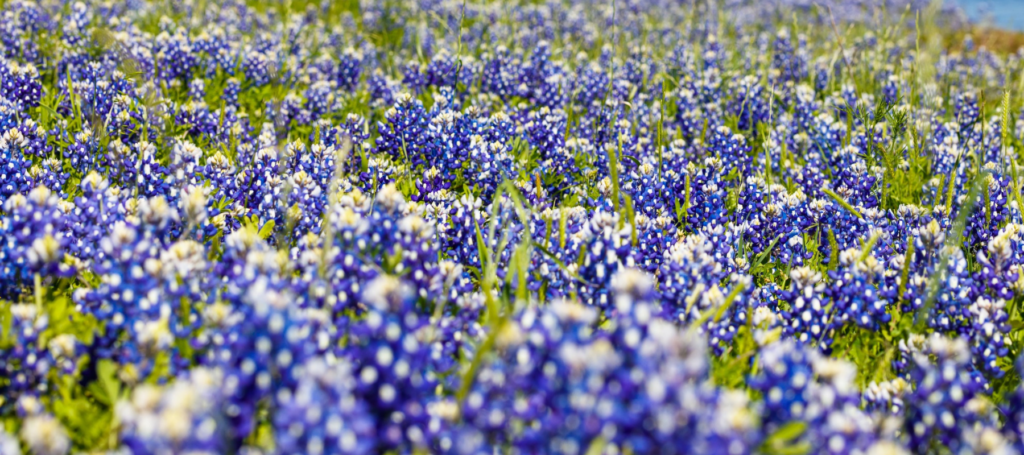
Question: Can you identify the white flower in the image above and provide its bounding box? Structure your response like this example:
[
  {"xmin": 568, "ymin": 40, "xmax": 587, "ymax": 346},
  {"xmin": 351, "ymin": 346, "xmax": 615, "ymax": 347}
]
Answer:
[
  {"xmin": 27, "ymin": 235, "xmax": 62, "ymax": 265},
  {"xmin": 610, "ymin": 268, "xmax": 654, "ymax": 314},
  {"xmin": 180, "ymin": 185, "xmax": 209, "ymax": 226},
  {"xmin": 139, "ymin": 195, "xmax": 179, "ymax": 228},
  {"xmin": 20, "ymin": 414, "xmax": 69, "ymax": 455},
  {"xmin": 0, "ymin": 428, "xmax": 20, "ymax": 455},
  {"xmin": 362, "ymin": 275, "xmax": 412, "ymax": 312},
  {"xmin": 47, "ymin": 334, "xmax": 77, "ymax": 359},
  {"xmin": 376, "ymin": 184, "xmax": 407, "ymax": 213}
]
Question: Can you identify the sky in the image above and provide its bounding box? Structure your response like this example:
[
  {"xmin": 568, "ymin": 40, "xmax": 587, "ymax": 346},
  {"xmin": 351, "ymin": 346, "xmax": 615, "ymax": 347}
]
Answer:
[{"xmin": 955, "ymin": 0, "xmax": 1024, "ymax": 30}]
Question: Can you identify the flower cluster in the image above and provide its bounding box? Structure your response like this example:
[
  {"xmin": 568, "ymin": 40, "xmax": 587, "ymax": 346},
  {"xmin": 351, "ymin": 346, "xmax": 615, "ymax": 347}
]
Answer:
[{"xmin": 0, "ymin": 0, "xmax": 1022, "ymax": 453}]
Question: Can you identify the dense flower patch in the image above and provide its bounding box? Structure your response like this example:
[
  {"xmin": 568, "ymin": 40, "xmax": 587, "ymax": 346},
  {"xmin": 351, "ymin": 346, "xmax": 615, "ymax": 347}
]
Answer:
[{"xmin": 1, "ymin": 0, "xmax": 1024, "ymax": 453}]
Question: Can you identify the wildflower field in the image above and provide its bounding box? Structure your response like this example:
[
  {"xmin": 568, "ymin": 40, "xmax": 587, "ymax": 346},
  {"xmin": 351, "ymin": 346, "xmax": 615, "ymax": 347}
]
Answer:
[{"xmin": 3, "ymin": 0, "xmax": 1024, "ymax": 453}]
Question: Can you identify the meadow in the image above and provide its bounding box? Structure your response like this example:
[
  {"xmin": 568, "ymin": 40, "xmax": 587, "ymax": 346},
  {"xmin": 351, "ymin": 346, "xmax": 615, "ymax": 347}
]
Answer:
[{"xmin": 0, "ymin": 0, "xmax": 1023, "ymax": 453}]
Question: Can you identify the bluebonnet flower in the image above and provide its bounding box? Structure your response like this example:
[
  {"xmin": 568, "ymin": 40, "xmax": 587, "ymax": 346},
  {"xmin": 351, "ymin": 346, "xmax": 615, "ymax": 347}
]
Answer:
[
  {"xmin": 681, "ymin": 159, "xmax": 729, "ymax": 230},
  {"xmin": 223, "ymin": 77, "xmax": 241, "ymax": 107},
  {"xmin": 0, "ymin": 1, "xmax": 1019, "ymax": 452},
  {"xmin": 116, "ymin": 367, "xmax": 228, "ymax": 454},
  {"xmin": 0, "ymin": 60, "xmax": 41, "ymax": 108},
  {"xmin": 336, "ymin": 47, "xmax": 364, "ymax": 91},
  {"xmin": 894, "ymin": 219, "xmax": 976, "ymax": 334},
  {"xmin": 242, "ymin": 144, "xmax": 286, "ymax": 230},
  {"xmin": 155, "ymin": 30, "xmax": 197, "ymax": 82},
  {"xmin": 0, "ymin": 96, "xmax": 19, "ymax": 134},
  {"xmin": 657, "ymin": 226, "xmax": 749, "ymax": 352},
  {"xmin": 902, "ymin": 334, "xmax": 994, "ymax": 453},
  {"xmin": 571, "ymin": 210, "xmax": 634, "ymax": 310},
  {"xmin": 423, "ymin": 276, "xmax": 482, "ymax": 384},
  {"xmin": 706, "ymin": 125, "xmax": 752, "ymax": 177},
  {"xmin": 1002, "ymin": 356, "xmax": 1024, "ymax": 452},
  {"xmin": 480, "ymin": 46, "xmax": 521, "ymax": 99},
  {"xmin": 750, "ymin": 340, "xmax": 885, "ymax": 454},
  {"xmin": 72, "ymin": 220, "xmax": 162, "ymax": 358},
  {"xmin": 272, "ymin": 358, "xmax": 375, "ymax": 454},
  {"xmin": 461, "ymin": 270, "xmax": 761, "ymax": 454},
  {"xmin": 973, "ymin": 224, "xmax": 1024, "ymax": 301},
  {"xmin": 25, "ymin": 159, "xmax": 68, "ymax": 196},
  {"xmin": 729, "ymin": 75, "xmax": 772, "ymax": 132},
  {"xmin": 742, "ymin": 188, "xmax": 814, "ymax": 267},
  {"xmin": 376, "ymin": 93, "xmax": 429, "ymax": 166},
  {"xmin": 965, "ymin": 171, "xmax": 1010, "ymax": 253},
  {"xmin": 825, "ymin": 147, "xmax": 879, "ymax": 210},
  {"xmin": 1, "ymin": 186, "xmax": 75, "ymax": 296},
  {"xmin": 629, "ymin": 212, "xmax": 675, "ymax": 273},
  {"xmin": 826, "ymin": 248, "xmax": 891, "ymax": 331},
  {"xmin": 312, "ymin": 200, "xmax": 374, "ymax": 319},
  {"xmin": 965, "ymin": 296, "xmax": 1011, "ymax": 378},
  {"xmin": 285, "ymin": 170, "xmax": 326, "ymax": 238},
  {"xmin": 367, "ymin": 70, "xmax": 397, "ymax": 109},
  {"xmin": 749, "ymin": 340, "xmax": 817, "ymax": 428},
  {"xmin": 882, "ymin": 75, "xmax": 900, "ymax": 105},
  {"xmin": 243, "ymin": 50, "xmax": 272, "ymax": 86},
  {"xmin": 464, "ymin": 125, "xmax": 516, "ymax": 203},
  {"xmin": 863, "ymin": 377, "xmax": 910, "ymax": 414},
  {"xmin": 401, "ymin": 61, "xmax": 427, "ymax": 94},
  {"xmin": 198, "ymin": 227, "xmax": 334, "ymax": 441},
  {"xmin": 322, "ymin": 184, "xmax": 447, "ymax": 303},
  {"xmin": 342, "ymin": 274, "xmax": 443, "ymax": 451},
  {"xmin": 780, "ymin": 266, "xmax": 832, "ymax": 351},
  {"xmin": 674, "ymin": 85, "xmax": 707, "ymax": 141},
  {"xmin": 0, "ymin": 304, "xmax": 53, "ymax": 405},
  {"xmin": 104, "ymin": 95, "xmax": 151, "ymax": 142},
  {"xmin": 0, "ymin": 127, "xmax": 34, "ymax": 199},
  {"xmin": 572, "ymin": 61, "xmax": 608, "ymax": 108},
  {"xmin": 67, "ymin": 172, "xmax": 124, "ymax": 263},
  {"xmin": 524, "ymin": 107, "xmax": 569, "ymax": 173}
]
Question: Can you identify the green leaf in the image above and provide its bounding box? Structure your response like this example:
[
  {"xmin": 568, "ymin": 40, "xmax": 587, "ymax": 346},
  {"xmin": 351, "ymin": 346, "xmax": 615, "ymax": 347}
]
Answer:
[
  {"xmin": 258, "ymin": 219, "xmax": 276, "ymax": 240},
  {"xmin": 821, "ymin": 187, "xmax": 862, "ymax": 219},
  {"xmin": 769, "ymin": 442, "xmax": 812, "ymax": 455},
  {"xmin": 88, "ymin": 360, "xmax": 121, "ymax": 406},
  {"xmin": 620, "ymin": 154, "xmax": 641, "ymax": 167},
  {"xmin": 827, "ymin": 228, "xmax": 840, "ymax": 270},
  {"xmin": 713, "ymin": 280, "xmax": 748, "ymax": 323},
  {"xmin": 762, "ymin": 421, "xmax": 810, "ymax": 455},
  {"xmin": 859, "ymin": 230, "xmax": 881, "ymax": 262},
  {"xmin": 473, "ymin": 217, "xmax": 489, "ymax": 273},
  {"xmin": 753, "ymin": 235, "xmax": 783, "ymax": 267},
  {"xmin": 767, "ymin": 421, "xmax": 806, "ymax": 444},
  {"xmin": 584, "ymin": 436, "xmax": 607, "ymax": 455}
]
